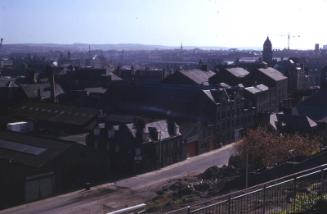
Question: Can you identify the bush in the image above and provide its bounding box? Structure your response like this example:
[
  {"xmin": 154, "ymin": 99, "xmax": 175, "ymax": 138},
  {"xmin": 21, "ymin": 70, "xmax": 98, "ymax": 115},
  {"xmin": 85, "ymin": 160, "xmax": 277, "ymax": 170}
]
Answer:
[{"xmin": 236, "ymin": 127, "xmax": 320, "ymax": 169}]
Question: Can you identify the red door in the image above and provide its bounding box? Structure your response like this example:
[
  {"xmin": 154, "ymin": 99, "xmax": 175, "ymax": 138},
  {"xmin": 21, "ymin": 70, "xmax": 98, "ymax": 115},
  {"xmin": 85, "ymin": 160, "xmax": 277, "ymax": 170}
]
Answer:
[{"xmin": 187, "ymin": 141, "xmax": 198, "ymax": 157}]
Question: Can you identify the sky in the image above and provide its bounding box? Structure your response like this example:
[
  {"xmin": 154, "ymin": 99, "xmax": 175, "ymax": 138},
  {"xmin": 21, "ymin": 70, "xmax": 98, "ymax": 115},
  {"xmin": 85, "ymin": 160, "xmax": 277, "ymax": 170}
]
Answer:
[{"xmin": 1, "ymin": 0, "xmax": 327, "ymax": 49}]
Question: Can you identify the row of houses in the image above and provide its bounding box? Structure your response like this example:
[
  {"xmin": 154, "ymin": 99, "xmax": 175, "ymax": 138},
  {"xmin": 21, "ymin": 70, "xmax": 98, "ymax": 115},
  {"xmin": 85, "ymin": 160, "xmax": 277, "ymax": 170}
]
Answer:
[{"xmin": 0, "ymin": 63, "xmax": 289, "ymax": 209}]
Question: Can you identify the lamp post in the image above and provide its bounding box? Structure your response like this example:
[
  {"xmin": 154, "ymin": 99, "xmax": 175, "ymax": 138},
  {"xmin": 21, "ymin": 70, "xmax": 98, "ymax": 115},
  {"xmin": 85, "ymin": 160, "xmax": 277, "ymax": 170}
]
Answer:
[
  {"xmin": 245, "ymin": 151, "xmax": 249, "ymax": 189},
  {"xmin": 158, "ymin": 131, "xmax": 162, "ymax": 168},
  {"xmin": 289, "ymin": 149, "xmax": 295, "ymax": 173}
]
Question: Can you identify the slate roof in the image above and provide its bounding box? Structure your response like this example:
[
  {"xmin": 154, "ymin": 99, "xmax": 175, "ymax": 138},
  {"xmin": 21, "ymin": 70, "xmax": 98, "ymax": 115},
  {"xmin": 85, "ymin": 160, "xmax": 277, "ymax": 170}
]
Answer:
[
  {"xmin": 258, "ymin": 67, "xmax": 287, "ymax": 82},
  {"xmin": 179, "ymin": 69, "xmax": 215, "ymax": 86},
  {"xmin": 106, "ymin": 82, "xmax": 218, "ymax": 122},
  {"xmin": 225, "ymin": 67, "xmax": 249, "ymax": 78},
  {"xmin": 293, "ymin": 89, "xmax": 327, "ymax": 123},
  {"xmin": 20, "ymin": 83, "xmax": 64, "ymax": 99},
  {"xmin": 245, "ymin": 84, "xmax": 269, "ymax": 94},
  {"xmin": 256, "ymin": 84, "xmax": 269, "ymax": 91},
  {"xmin": 126, "ymin": 120, "xmax": 181, "ymax": 142},
  {"xmin": 270, "ymin": 112, "xmax": 317, "ymax": 131},
  {"xmin": 245, "ymin": 86, "xmax": 261, "ymax": 94},
  {"xmin": 0, "ymin": 131, "xmax": 73, "ymax": 168},
  {"xmin": 13, "ymin": 103, "xmax": 99, "ymax": 127}
]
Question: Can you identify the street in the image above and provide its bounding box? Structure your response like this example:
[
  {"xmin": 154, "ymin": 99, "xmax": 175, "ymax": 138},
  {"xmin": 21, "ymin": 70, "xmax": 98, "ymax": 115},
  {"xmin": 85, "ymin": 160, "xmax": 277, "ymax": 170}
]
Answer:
[{"xmin": 0, "ymin": 143, "xmax": 236, "ymax": 214}]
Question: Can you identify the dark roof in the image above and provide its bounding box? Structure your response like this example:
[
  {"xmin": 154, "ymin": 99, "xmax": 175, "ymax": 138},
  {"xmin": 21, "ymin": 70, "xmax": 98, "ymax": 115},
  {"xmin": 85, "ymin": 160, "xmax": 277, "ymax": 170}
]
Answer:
[
  {"xmin": 0, "ymin": 131, "xmax": 73, "ymax": 168},
  {"xmin": 225, "ymin": 67, "xmax": 249, "ymax": 78},
  {"xmin": 294, "ymin": 89, "xmax": 327, "ymax": 123},
  {"xmin": 106, "ymin": 82, "xmax": 218, "ymax": 122},
  {"xmin": 13, "ymin": 103, "xmax": 99, "ymax": 127},
  {"xmin": 201, "ymin": 87, "xmax": 244, "ymax": 104},
  {"xmin": 107, "ymin": 114, "xmax": 154, "ymax": 124},
  {"xmin": 270, "ymin": 112, "xmax": 317, "ymax": 131},
  {"xmin": 179, "ymin": 69, "xmax": 215, "ymax": 86},
  {"xmin": 20, "ymin": 83, "xmax": 64, "ymax": 99},
  {"xmin": 258, "ymin": 67, "xmax": 287, "ymax": 81}
]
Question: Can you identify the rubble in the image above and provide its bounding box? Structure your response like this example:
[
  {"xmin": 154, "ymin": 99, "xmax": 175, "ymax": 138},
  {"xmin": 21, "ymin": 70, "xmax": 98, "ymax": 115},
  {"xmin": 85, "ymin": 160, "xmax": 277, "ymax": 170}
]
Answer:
[{"xmin": 146, "ymin": 165, "xmax": 240, "ymax": 212}]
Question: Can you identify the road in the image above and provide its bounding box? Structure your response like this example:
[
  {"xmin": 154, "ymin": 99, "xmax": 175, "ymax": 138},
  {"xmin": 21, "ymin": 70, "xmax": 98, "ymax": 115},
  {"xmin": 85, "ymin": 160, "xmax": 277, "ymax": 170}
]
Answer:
[{"xmin": 0, "ymin": 143, "xmax": 236, "ymax": 214}]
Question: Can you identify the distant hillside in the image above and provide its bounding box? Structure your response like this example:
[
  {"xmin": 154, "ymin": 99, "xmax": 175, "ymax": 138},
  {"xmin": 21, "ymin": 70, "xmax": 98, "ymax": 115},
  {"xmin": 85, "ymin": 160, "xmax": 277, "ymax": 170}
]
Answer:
[{"xmin": 1, "ymin": 43, "xmax": 233, "ymax": 53}]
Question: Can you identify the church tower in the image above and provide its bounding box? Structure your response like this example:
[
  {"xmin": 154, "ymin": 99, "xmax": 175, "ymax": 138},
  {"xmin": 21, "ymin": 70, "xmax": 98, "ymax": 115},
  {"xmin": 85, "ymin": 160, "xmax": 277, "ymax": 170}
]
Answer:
[{"xmin": 263, "ymin": 37, "xmax": 273, "ymax": 65}]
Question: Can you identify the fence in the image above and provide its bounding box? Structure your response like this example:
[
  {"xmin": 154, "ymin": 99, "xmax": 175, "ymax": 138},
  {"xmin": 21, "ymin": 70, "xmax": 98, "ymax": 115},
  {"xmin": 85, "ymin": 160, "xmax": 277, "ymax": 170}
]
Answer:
[{"xmin": 167, "ymin": 163, "xmax": 327, "ymax": 214}]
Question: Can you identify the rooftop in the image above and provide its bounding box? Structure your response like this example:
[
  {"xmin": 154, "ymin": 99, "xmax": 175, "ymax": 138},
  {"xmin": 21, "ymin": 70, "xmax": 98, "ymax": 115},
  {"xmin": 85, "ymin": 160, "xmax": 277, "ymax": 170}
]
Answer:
[
  {"xmin": 270, "ymin": 112, "xmax": 317, "ymax": 131},
  {"xmin": 245, "ymin": 84, "xmax": 269, "ymax": 94},
  {"xmin": 13, "ymin": 103, "xmax": 99, "ymax": 127},
  {"xmin": 0, "ymin": 131, "xmax": 73, "ymax": 168},
  {"xmin": 20, "ymin": 83, "xmax": 64, "ymax": 99},
  {"xmin": 294, "ymin": 89, "xmax": 327, "ymax": 123},
  {"xmin": 126, "ymin": 120, "xmax": 180, "ymax": 142},
  {"xmin": 179, "ymin": 69, "xmax": 215, "ymax": 86},
  {"xmin": 225, "ymin": 67, "xmax": 249, "ymax": 78},
  {"xmin": 258, "ymin": 67, "xmax": 287, "ymax": 81}
]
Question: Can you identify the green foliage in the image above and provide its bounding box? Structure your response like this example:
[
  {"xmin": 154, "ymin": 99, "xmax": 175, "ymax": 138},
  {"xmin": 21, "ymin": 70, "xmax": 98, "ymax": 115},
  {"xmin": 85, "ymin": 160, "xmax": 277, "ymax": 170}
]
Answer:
[{"xmin": 279, "ymin": 195, "xmax": 327, "ymax": 214}]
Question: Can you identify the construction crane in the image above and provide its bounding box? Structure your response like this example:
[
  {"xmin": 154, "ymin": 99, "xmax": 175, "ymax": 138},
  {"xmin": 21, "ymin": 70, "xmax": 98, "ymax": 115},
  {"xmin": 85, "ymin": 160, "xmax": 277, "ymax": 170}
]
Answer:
[
  {"xmin": 285, "ymin": 33, "xmax": 301, "ymax": 50},
  {"xmin": 269, "ymin": 33, "xmax": 301, "ymax": 50}
]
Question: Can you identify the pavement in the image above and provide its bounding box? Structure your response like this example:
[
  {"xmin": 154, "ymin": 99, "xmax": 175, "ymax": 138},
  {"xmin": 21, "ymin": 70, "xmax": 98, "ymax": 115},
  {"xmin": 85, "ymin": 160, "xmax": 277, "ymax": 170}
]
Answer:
[{"xmin": 0, "ymin": 143, "xmax": 237, "ymax": 214}]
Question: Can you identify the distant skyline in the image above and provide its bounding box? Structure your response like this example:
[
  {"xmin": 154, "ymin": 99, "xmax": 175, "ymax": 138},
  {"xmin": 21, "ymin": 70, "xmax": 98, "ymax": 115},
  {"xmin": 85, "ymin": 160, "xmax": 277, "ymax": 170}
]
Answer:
[{"xmin": 1, "ymin": 0, "xmax": 327, "ymax": 50}]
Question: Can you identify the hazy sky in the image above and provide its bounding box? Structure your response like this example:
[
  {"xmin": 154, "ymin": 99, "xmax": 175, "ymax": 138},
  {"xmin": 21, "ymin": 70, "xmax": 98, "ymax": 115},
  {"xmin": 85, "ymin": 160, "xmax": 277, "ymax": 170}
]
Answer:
[{"xmin": 1, "ymin": 0, "xmax": 327, "ymax": 49}]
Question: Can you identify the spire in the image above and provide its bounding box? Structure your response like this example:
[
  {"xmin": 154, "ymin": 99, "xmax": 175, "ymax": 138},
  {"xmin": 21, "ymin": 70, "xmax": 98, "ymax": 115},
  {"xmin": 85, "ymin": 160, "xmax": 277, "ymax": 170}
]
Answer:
[
  {"xmin": 263, "ymin": 37, "xmax": 273, "ymax": 65},
  {"xmin": 264, "ymin": 36, "xmax": 272, "ymax": 46}
]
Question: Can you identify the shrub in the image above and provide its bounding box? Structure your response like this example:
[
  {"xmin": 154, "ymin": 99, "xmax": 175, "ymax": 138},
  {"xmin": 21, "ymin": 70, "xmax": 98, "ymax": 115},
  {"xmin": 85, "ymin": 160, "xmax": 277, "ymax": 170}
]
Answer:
[{"xmin": 236, "ymin": 127, "xmax": 320, "ymax": 169}]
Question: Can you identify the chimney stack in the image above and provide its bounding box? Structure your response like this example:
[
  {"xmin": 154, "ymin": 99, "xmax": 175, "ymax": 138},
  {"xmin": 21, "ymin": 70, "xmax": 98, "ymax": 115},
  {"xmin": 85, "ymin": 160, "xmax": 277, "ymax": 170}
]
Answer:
[
  {"xmin": 168, "ymin": 119, "xmax": 177, "ymax": 136},
  {"xmin": 134, "ymin": 118, "xmax": 145, "ymax": 144},
  {"xmin": 47, "ymin": 65, "xmax": 57, "ymax": 103}
]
